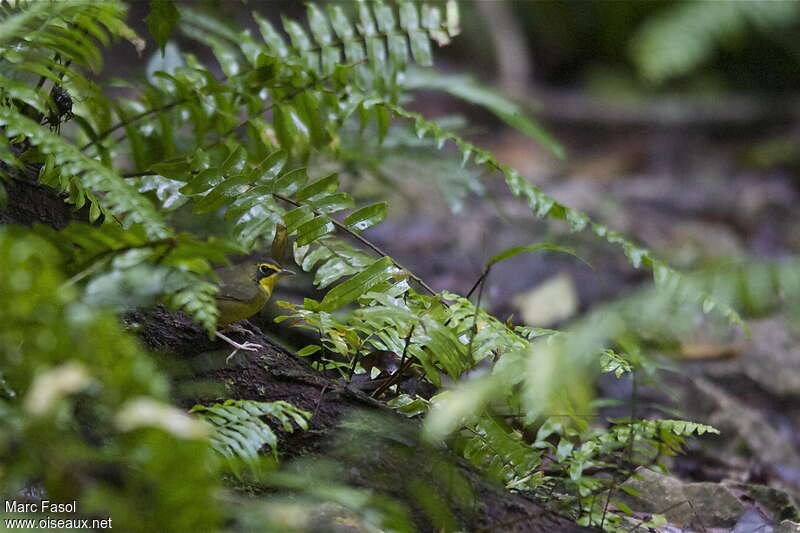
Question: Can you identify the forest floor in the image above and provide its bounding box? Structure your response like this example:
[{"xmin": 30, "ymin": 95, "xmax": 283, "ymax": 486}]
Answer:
[{"xmin": 339, "ymin": 116, "xmax": 800, "ymax": 532}]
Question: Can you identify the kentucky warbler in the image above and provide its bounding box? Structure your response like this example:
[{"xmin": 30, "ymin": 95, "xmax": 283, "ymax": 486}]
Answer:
[{"xmin": 214, "ymin": 260, "xmax": 294, "ymax": 362}]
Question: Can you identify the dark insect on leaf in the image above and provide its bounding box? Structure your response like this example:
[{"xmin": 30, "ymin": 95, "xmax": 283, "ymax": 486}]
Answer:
[
  {"xmin": 51, "ymin": 86, "xmax": 73, "ymax": 118},
  {"xmin": 47, "ymin": 86, "xmax": 73, "ymax": 130}
]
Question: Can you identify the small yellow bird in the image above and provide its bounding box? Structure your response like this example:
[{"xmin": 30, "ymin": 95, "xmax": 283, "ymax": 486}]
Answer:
[{"xmin": 214, "ymin": 260, "xmax": 294, "ymax": 362}]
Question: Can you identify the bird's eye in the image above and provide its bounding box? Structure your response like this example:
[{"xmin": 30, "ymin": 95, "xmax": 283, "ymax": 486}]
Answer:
[{"xmin": 259, "ymin": 265, "xmax": 270, "ymax": 275}]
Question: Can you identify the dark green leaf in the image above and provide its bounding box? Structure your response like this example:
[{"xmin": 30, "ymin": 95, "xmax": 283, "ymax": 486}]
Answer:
[
  {"xmin": 398, "ymin": 2, "xmax": 420, "ymax": 30},
  {"xmin": 180, "ymin": 168, "xmax": 222, "ymax": 195},
  {"xmin": 253, "ymin": 12, "xmax": 288, "ymax": 56},
  {"xmin": 296, "ymin": 345, "xmax": 321, "ymax": 356},
  {"xmin": 408, "ymin": 30, "xmax": 432, "ymax": 66},
  {"xmin": 282, "ymin": 17, "xmax": 313, "ymax": 52},
  {"xmin": 310, "ymin": 192, "xmax": 354, "ymax": 214},
  {"xmin": 220, "ymin": 146, "xmax": 246, "ymax": 174},
  {"xmin": 145, "ymin": 0, "xmax": 180, "ymax": 53},
  {"xmin": 319, "ymin": 257, "xmax": 394, "ymax": 312},
  {"xmin": 193, "ymin": 174, "xmax": 252, "ymax": 214},
  {"xmin": 284, "ymin": 206, "xmax": 314, "ymax": 233},
  {"xmin": 373, "ymin": 2, "xmax": 397, "ymax": 33},
  {"xmin": 321, "ymin": 46, "xmax": 340, "ymax": 75},
  {"xmin": 376, "ymin": 105, "xmax": 390, "ymax": 142},
  {"xmin": 344, "ymin": 202, "xmax": 387, "ymax": 232},
  {"xmin": 255, "ymin": 150, "xmax": 288, "ymax": 182},
  {"xmin": 296, "ymin": 216, "xmax": 334, "ymax": 247},
  {"xmin": 387, "ymin": 34, "xmax": 408, "ymax": 69},
  {"xmin": 327, "ymin": 5, "xmax": 354, "ymax": 41},
  {"xmin": 273, "ymin": 167, "xmax": 308, "ymax": 196},
  {"xmin": 273, "ymin": 104, "xmax": 300, "ymax": 151},
  {"xmin": 358, "ymin": 4, "xmax": 377, "ymax": 36},
  {"xmin": 296, "ymin": 173, "xmax": 338, "ymax": 201},
  {"xmin": 307, "ymin": 4, "xmax": 333, "ymax": 46},
  {"xmin": 237, "ymin": 217, "xmax": 277, "ymax": 250},
  {"xmin": 148, "ymin": 158, "xmax": 191, "ymax": 181}
]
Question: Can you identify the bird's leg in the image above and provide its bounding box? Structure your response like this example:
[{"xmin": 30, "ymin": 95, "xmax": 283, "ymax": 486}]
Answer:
[
  {"xmin": 215, "ymin": 330, "xmax": 262, "ymax": 364},
  {"xmin": 219, "ymin": 322, "xmax": 256, "ymax": 337}
]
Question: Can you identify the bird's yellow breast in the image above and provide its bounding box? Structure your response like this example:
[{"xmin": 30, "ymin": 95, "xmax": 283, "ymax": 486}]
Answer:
[{"xmin": 258, "ymin": 275, "xmax": 279, "ymax": 296}]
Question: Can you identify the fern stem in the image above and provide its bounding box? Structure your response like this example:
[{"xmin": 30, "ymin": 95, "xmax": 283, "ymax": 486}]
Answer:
[
  {"xmin": 465, "ymin": 267, "xmax": 490, "ymax": 300},
  {"xmin": 272, "ymin": 192, "xmax": 437, "ymax": 296},
  {"xmin": 80, "ymin": 98, "xmax": 189, "ymax": 153},
  {"xmin": 370, "ymin": 323, "xmax": 416, "ymax": 398}
]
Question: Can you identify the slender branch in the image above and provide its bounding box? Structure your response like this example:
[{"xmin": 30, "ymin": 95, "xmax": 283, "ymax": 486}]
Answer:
[
  {"xmin": 467, "ymin": 267, "xmax": 488, "ymax": 359},
  {"xmin": 272, "ymin": 192, "xmax": 437, "ymax": 296},
  {"xmin": 80, "ymin": 98, "xmax": 189, "ymax": 153},
  {"xmin": 122, "ymin": 171, "xmax": 157, "ymax": 179},
  {"xmin": 466, "ymin": 267, "xmax": 490, "ymax": 300},
  {"xmin": 370, "ymin": 323, "xmax": 416, "ymax": 398},
  {"xmin": 599, "ymin": 482, "xmax": 615, "ymax": 530}
]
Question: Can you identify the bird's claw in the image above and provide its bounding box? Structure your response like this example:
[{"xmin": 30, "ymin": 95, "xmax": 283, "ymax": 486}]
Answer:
[
  {"xmin": 215, "ymin": 330, "xmax": 262, "ymax": 364},
  {"xmin": 225, "ymin": 341, "xmax": 262, "ymax": 364}
]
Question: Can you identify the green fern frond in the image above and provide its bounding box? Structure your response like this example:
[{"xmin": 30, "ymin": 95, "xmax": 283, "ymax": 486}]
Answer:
[
  {"xmin": 631, "ymin": 1, "xmax": 800, "ymax": 83},
  {"xmin": 382, "ymin": 102, "xmax": 746, "ymax": 330},
  {"xmin": 166, "ymin": 273, "xmax": 220, "ymax": 336},
  {"xmin": 405, "ymin": 69, "xmax": 564, "ymax": 158},
  {"xmin": 31, "ymin": 222, "xmax": 243, "ymax": 334},
  {"xmin": 295, "ymin": 235, "xmax": 376, "ymax": 289},
  {"xmin": 0, "ymin": 0, "xmax": 128, "ymax": 72},
  {"xmin": 182, "ymin": 1, "xmax": 459, "ymax": 88},
  {"xmin": 462, "ymin": 416, "xmax": 543, "ymax": 488},
  {"xmin": 0, "ymin": 108, "xmax": 170, "ymax": 238},
  {"xmin": 190, "ymin": 399, "xmax": 311, "ymax": 462}
]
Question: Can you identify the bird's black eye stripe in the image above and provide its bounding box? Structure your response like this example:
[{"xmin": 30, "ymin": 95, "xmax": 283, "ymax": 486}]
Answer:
[{"xmin": 259, "ymin": 263, "xmax": 280, "ymax": 275}]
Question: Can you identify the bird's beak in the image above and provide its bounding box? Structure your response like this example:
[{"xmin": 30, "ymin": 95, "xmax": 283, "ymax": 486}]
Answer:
[{"xmin": 279, "ymin": 268, "xmax": 295, "ymax": 277}]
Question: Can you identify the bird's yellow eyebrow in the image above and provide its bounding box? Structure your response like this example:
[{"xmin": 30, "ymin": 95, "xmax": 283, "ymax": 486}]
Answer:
[{"xmin": 258, "ymin": 262, "xmax": 281, "ymax": 272}]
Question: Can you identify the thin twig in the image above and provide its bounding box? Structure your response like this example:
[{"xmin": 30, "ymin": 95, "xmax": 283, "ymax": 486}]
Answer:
[
  {"xmin": 465, "ymin": 267, "xmax": 489, "ymax": 300},
  {"xmin": 80, "ymin": 98, "xmax": 189, "ymax": 153},
  {"xmin": 599, "ymin": 482, "xmax": 615, "ymax": 530},
  {"xmin": 466, "ymin": 266, "xmax": 488, "ymax": 358},
  {"xmin": 313, "ymin": 383, "xmax": 328, "ymax": 419},
  {"xmin": 370, "ymin": 323, "xmax": 416, "ymax": 398},
  {"xmin": 122, "ymin": 171, "xmax": 158, "ymax": 179}
]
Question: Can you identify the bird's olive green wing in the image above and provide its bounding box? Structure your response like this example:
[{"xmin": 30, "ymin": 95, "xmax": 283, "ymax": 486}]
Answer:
[{"xmin": 214, "ymin": 263, "xmax": 260, "ymax": 302}]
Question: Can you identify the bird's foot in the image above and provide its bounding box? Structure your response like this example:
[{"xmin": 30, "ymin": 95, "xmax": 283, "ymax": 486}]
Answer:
[{"xmin": 215, "ymin": 331, "xmax": 262, "ymax": 364}]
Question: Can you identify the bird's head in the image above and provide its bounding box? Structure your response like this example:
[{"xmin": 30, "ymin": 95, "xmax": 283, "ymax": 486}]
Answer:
[{"xmin": 254, "ymin": 260, "xmax": 295, "ymax": 293}]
